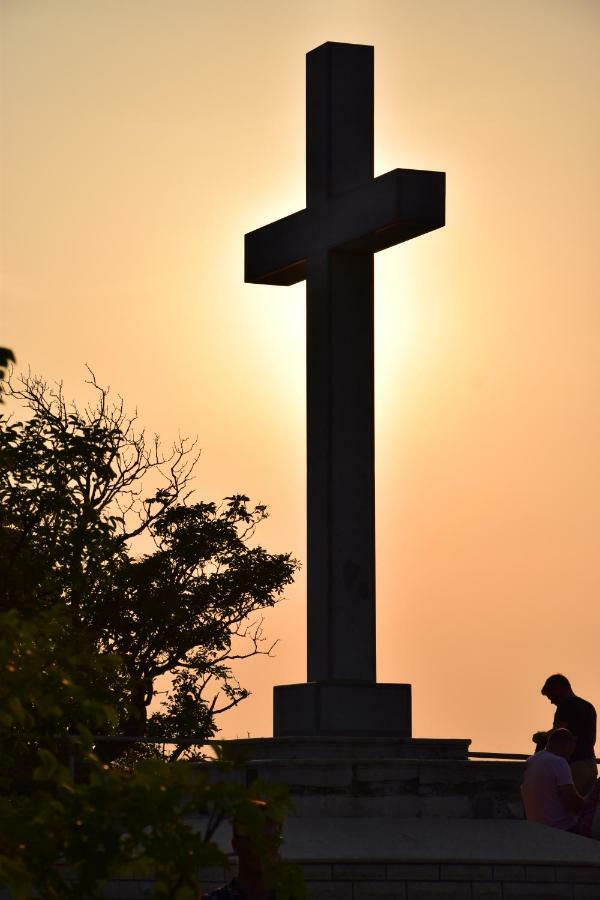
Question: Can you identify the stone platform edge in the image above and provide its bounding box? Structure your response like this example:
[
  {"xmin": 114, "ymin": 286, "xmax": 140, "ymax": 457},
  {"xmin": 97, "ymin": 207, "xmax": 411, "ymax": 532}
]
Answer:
[
  {"xmin": 215, "ymin": 734, "xmax": 472, "ymax": 761},
  {"xmin": 88, "ymin": 859, "xmax": 600, "ymax": 900}
]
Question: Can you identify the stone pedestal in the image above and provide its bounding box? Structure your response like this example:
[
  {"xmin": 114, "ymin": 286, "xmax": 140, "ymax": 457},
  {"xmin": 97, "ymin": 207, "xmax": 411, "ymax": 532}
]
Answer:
[
  {"xmin": 92, "ymin": 746, "xmax": 600, "ymax": 898},
  {"xmin": 192, "ymin": 743, "xmax": 600, "ymax": 898},
  {"xmin": 206, "ymin": 740, "xmax": 521, "ymax": 820},
  {"xmin": 273, "ymin": 681, "xmax": 412, "ymax": 737}
]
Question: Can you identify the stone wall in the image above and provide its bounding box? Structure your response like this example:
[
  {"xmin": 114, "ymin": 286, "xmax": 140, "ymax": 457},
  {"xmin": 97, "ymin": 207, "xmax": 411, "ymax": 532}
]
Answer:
[
  {"xmin": 203, "ymin": 757, "xmax": 527, "ymax": 820},
  {"xmin": 99, "ymin": 860, "xmax": 600, "ymax": 899}
]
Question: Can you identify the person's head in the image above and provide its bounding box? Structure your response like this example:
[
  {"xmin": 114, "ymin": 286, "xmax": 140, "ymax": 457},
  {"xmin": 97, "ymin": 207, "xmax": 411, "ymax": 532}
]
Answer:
[
  {"xmin": 546, "ymin": 727, "xmax": 577, "ymax": 759},
  {"xmin": 231, "ymin": 800, "xmax": 282, "ymax": 880},
  {"xmin": 541, "ymin": 673, "xmax": 572, "ymax": 706}
]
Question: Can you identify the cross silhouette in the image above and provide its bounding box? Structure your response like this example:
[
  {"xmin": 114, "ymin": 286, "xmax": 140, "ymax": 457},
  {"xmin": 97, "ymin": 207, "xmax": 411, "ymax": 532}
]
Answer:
[{"xmin": 245, "ymin": 42, "xmax": 445, "ymax": 736}]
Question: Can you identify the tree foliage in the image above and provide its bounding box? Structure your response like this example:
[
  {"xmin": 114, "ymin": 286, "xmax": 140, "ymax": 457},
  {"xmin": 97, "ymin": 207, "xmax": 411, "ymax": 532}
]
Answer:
[
  {"xmin": 0, "ymin": 606, "xmax": 303, "ymax": 898},
  {"xmin": 0, "ymin": 370, "xmax": 304, "ymax": 897},
  {"xmin": 0, "ymin": 371, "xmax": 298, "ymax": 758},
  {"xmin": 0, "ymin": 347, "xmax": 15, "ymax": 401}
]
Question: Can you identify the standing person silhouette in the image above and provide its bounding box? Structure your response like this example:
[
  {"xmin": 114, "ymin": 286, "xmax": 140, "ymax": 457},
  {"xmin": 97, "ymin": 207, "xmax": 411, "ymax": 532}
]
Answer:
[{"xmin": 533, "ymin": 674, "xmax": 597, "ymax": 794}]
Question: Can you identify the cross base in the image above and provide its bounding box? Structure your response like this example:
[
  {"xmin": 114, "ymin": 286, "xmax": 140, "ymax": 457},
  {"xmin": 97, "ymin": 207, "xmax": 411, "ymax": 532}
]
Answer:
[{"xmin": 273, "ymin": 681, "xmax": 412, "ymax": 738}]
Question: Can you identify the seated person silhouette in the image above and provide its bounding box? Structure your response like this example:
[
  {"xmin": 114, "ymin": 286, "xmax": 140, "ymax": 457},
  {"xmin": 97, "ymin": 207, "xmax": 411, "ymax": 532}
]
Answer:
[
  {"xmin": 522, "ymin": 728, "xmax": 586, "ymax": 829},
  {"xmin": 204, "ymin": 800, "xmax": 281, "ymax": 900},
  {"xmin": 532, "ymin": 673, "xmax": 597, "ymax": 794}
]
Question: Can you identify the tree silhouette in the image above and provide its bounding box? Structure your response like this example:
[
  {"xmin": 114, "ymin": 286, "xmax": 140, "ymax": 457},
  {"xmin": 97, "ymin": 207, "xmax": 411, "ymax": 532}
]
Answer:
[
  {"xmin": 0, "ymin": 606, "xmax": 302, "ymax": 897},
  {"xmin": 0, "ymin": 347, "xmax": 15, "ymax": 400},
  {"xmin": 1, "ymin": 370, "xmax": 298, "ymax": 760}
]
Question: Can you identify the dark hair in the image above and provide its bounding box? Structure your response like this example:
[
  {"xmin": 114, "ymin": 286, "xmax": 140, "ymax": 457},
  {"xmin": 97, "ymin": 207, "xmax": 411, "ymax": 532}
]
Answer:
[
  {"xmin": 542, "ymin": 673, "xmax": 571, "ymax": 696},
  {"xmin": 547, "ymin": 727, "xmax": 576, "ymax": 751}
]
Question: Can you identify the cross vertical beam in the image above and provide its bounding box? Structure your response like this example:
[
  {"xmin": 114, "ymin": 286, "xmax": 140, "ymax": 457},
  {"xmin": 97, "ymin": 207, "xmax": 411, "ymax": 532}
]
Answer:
[
  {"xmin": 306, "ymin": 44, "xmax": 376, "ymax": 683},
  {"xmin": 306, "ymin": 43, "xmax": 373, "ymax": 204}
]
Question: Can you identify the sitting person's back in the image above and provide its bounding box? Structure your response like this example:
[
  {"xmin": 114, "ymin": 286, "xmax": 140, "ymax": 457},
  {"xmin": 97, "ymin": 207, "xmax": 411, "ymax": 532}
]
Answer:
[{"xmin": 521, "ymin": 729, "xmax": 585, "ymax": 829}]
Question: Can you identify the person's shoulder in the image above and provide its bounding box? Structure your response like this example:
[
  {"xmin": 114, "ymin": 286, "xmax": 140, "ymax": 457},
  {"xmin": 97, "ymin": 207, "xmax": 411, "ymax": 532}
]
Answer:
[
  {"xmin": 578, "ymin": 695, "xmax": 597, "ymax": 715},
  {"xmin": 566, "ymin": 695, "xmax": 597, "ymax": 718},
  {"xmin": 530, "ymin": 750, "xmax": 569, "ymax": 771},
  {"xmin": 528, "ymin": 749, "xmax": 551, "ymax": 763},
  {"xmin": 525, "ymin": 750, "xmax": 552, "ymax": 771},
  {"xmin": 556, "ymin": 694, "xmax": 585, "ymax": 718},
  {"xmin": 558, "ymin": 694, "xmax": 577, "ymax": 711},
  {"xmin": 545, "ymin": 752, "xmax": 573, "ymax": 779}
]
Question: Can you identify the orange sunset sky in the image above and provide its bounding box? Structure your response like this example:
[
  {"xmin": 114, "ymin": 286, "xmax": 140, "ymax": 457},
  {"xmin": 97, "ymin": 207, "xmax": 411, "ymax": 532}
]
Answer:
[{"xmin": 1, "ymin": 0, "xmax": 599, "ymax": 754}]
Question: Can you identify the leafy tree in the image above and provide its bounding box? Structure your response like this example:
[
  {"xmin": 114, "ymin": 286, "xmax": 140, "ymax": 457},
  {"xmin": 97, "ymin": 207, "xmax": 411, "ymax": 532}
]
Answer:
[
  {"xmin": 0, "ymin": 370, "xmax": 304, "ymax": 897},
  {"xmin": 0, "ymin": 605, "xmax": 303, "ymax": 898},
  {"xmin": 0, "ymin": 371, "xmax": 298, "ymax": 759}
]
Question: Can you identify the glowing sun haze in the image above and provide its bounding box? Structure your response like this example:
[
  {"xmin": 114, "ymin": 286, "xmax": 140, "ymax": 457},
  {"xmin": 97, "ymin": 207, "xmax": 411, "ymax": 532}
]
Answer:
[{"xmin": 2, "ymin": 0, "xmax": 599, "ymax": 753}]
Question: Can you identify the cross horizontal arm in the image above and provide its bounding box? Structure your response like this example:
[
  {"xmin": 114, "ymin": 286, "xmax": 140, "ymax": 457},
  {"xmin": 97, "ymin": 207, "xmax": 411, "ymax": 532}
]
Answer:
[
  {"xmin": 245, "ymin": 209, "xmax": 309, "ymax": 286},
  {"xmin": 329, "ymin": 168, "xmax": 445, "ymax": 254},
  {"xmin": 244, "ymin": 168, "xmax": 445, "ymax": 287}
]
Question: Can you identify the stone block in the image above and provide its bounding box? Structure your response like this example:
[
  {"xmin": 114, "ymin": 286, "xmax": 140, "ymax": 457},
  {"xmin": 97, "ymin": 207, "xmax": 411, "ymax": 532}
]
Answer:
[
  {"xmin": 502, "ymin": 885, "xmax": 573, "ymax": 899},
  {"xmin": 273, "ymin": 681, "xmax": 412, "ymax": 737},
  {"xmin": 286, "ymin": 795, "xmax": 347, "ymax": 817},
  {"xmin": 305, "ymin": 882, "xmax": 353, "ymax": 899},
  {"xmin": 472, "ymin": 885, "xmax": 502, "ymax": 899},
  {"xmin": 440, "ymin": 865, "xmax": 493, "ymax": 881},
  {"xmin": 388, "ymin": 864, "xmax": 439, "ymax": 881},
  {"xmin": 417, "ymin": 764, "xmax": 470, "ymax": 785},
  {"xmin": 352, "ymin": 796, "xmax": 421, "ymax": 817},
  {"xmin": 526, "ymin": 865, "xmax": 556, "ymax": 882},
  {"xmin": 420, "ymin": 796, "xmax": 472, "ymax": 817},
  {"xmin": 299, "ymin": 863, "xmax": 332, "ymax": 880},
  {"xmin": 257, "ymin": 761, "xmax": 353, "ymax": 787},
  {"xmin": 290, "ymin": 794, "xmax": 363, "ymax": 817},
  {"xmin": 574, "ymin": 887, "xmax": 600, "ymax": 898},
  {"xmin": 492, "ymin": 866, "xmax": 526, "ymax": 881},
  {"xmin": 289, "ymin": 793, "xmax": 421, "ymax": 817},
  {"xmin": 556, "ymin": 866, "xmax": 600, "ymax": 883},
  {"xmin": 332, "ymin": 863, "xmax": 386, "ymax": 881},
  {"xmin": 354, "ymin": 884, "xmax": 407, "ymax": 899},
  {"xmin": 354, "ymin": 762, "xmax": 420, "ymax": 784},
  {"xmin": 406, "ymin": 884, "xmax": 472, "ymax": 899},
  {"xmin": 357, "ymin": 795, "xmax": 422, "ymax": 817}
]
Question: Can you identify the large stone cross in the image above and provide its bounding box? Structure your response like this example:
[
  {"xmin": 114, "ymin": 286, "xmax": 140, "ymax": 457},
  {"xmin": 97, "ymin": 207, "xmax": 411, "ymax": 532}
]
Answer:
[{"xmin": 245, "ymin": 41, "xmax": 445, "ymax": 737}]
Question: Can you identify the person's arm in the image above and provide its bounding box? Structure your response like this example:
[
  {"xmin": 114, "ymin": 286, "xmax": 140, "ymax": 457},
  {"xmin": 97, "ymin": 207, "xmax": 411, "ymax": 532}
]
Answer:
[{"xmin": 558, "ymin": 783, "xmax": 585, "ymax": 813}]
